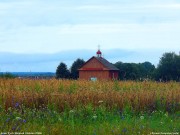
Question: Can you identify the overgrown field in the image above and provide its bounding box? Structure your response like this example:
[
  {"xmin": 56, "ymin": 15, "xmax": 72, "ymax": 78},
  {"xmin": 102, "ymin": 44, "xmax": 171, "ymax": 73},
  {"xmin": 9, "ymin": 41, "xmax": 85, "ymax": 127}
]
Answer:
[{"xmin": 0, "ymin": 79, "xmax": 179, "ymax": 135}]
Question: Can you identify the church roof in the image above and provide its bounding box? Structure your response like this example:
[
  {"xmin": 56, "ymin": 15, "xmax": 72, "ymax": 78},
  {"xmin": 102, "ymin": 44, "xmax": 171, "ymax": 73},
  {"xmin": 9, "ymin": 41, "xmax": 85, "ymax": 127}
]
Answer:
[
  {"xmin": 94, "ymin": 56, "xmax": 119, "ymax": 70},
  {"xmin": 79, "ymin": 56, "xmax": 119, "ymax": 71}
]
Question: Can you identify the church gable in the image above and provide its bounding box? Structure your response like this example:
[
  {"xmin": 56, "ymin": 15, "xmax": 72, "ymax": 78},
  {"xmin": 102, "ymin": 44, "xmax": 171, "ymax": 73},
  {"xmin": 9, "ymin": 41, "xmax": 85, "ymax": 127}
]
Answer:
[{"xmin": 79, "ymin": 57, "xmax": 108, "ymax": 70}]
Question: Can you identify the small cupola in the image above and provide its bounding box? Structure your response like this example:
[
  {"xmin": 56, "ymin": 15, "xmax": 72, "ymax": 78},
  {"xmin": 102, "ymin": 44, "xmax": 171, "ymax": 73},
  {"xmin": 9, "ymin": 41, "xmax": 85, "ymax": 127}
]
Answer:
[{"xmin": 96, "ymin": 49, "xmax": 102, "ymax": 57}]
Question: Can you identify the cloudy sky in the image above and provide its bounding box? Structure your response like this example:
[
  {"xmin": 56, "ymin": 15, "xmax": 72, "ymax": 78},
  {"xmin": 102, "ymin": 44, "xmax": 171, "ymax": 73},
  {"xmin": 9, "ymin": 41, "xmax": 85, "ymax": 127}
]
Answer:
[{"xmin": 0, "ymin": 0, "xmax": 180, "ymax": 72}]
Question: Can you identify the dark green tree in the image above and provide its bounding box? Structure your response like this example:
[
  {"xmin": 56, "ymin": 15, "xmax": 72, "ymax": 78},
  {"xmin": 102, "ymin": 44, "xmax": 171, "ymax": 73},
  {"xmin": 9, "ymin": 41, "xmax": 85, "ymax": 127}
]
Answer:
[
  {"xmin": 56, "ymin": 62, "xmax": 70, "ymax": 79},
  {"xmin": 114, "ymin": 62, "xmax": 140, "ymax": 80},
  {"xmin": 70, "ymin": 58, "xmax": 85, "ymax": 79},
  {"xmin": 114, "ymin": 61, "xmax": 124, "ymax": 80},
  {"xmin": 156, "ymin": 52, "xmax": 180, "ymax": 81},
  {"xmin": 138, "ymin": 62, "xmax": 155, "ymax": 79},
  {"xmin": 0, "ymin": 72, "xmax": 15, "ymax": 79},
  {"xmin": 123, "ymin": 63, "xmax": 140, "ymax": 80},
  {"xmin": 114, "ymin": 61, "xmax": 155, "ymax": 80}
]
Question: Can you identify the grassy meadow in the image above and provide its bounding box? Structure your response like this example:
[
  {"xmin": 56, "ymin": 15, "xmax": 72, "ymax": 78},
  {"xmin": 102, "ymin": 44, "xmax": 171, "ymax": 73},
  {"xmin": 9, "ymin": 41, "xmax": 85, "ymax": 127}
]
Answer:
[{"xmin": 0, "ymin": 79, "xmax": 179, "ymax": 135}]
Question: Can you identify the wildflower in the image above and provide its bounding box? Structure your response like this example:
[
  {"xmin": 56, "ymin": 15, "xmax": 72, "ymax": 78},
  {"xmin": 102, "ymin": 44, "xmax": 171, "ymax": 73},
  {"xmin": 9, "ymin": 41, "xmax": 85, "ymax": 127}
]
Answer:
[
  {"xmin": 164, "ymin": 112, "xmax": 168, "ymax": 117},
  {"xmin": 140, "ymin": 116, "xmax": 144, "ymax": 120},
  {"xmin": 98, "ymin": 100, "xmax": 103, "ymax": 103},
  {"xmin": 121, "ymin": 116, "xmax": 125, "ymax": 120},
  {"xmin": 140, "ymin": 125, "xmax": 145, "ymax": 129},
  {"xmin": 58, "ymin": 117, "xmax": 62, "ymax": 122},
  {"xmin": 12, "ymin": 125, "xmax": 17, "ymax": 131},
  {"xmin": 93, "ymin": 130, "xmax": 96, "ymax": 135},
  {"xmin": 23, "ymin": 119, "xmax": 26, "ymax": 123},
  {"xmin": 53, "ymin": 111, "xmax": 57, "ymax": 114},
  {"xmin": 6, "ymin": 118, "xmax": 11, "ymax": 122},
  {"xmin": 69, "ymin": 110, "xmax": 74, "ymax": 114},
  {"xmin": 93, "ymin": 115, "xmax": 97, "ymax": 119},
  {"xmin": 15, "ymin": 117, "xmax": 22, "ymax": 120},
  {"xmin": 8, "ymin": 107, "xmax": 12, "ymax": 111},
  {"xmin": 122, "ymin": 128, "xmax": 127, "ymax": 133},
  {"xmin": 42, "ymin": 126, "xmax": 46, "ymax": 130},
  {"xmin": 15, "ymin": 102, "xmax": 19, "ymax": 108}
]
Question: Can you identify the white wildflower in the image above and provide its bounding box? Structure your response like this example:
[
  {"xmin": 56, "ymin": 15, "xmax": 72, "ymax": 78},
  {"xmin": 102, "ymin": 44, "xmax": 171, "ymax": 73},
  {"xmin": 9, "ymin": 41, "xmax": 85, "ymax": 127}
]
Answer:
[
  {"xmin": 58, "ymin": 117, "xmax": 62, "ymax": 122},
  {"xmin": 93, "ymin": 115, "xmax": 97, "ymax": 119},
  {"xmin": 140, "ymin": 116, "xmax": 144, "ymax": 120},
  {"xmin": 15, "ymin": 117, "xmax": 22, "ymax": 120},
  {"xmin": 69, "ymin": 110, "xmax": 74, "ymax": 114},
  {"xmin": 98, "ymin": 100, "xmax": 103, "ymax": 103},
  {"xmin": 164, "ymin": 112, "xmax": 168, "ymax": 117}
]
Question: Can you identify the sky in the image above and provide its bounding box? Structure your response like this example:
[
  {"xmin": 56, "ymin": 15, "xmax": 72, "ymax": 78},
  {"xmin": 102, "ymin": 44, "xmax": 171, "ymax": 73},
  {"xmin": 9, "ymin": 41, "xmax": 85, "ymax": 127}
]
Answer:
[{"xmin": 0, "ymin": 0, "xmax": 180, "ymax": 72}]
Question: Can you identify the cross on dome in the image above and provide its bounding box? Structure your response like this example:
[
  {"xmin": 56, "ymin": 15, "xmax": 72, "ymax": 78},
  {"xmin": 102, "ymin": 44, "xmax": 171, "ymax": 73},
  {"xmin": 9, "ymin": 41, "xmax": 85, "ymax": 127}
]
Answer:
[{"xmin": 96, "ymin": 45, "xmax": 102, "ymax": 57}]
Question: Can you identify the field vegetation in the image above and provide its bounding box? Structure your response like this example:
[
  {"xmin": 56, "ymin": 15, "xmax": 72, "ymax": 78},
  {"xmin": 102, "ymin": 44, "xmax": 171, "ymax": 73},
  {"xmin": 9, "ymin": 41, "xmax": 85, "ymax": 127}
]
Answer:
[{"xmin": 0, "ymin": 79, "xmax": 179, "ymax": 135}]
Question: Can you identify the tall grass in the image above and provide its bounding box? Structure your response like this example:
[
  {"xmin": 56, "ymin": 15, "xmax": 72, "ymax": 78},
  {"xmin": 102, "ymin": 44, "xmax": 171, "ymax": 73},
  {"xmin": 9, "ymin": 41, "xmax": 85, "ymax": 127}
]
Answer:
[
  {"xmin": 0, "ymin": 79, "xmax": 179, "ymax": 113},
  {"xmin": 0, "ymin": 79, "xmax": 179, "ymax": 134}
]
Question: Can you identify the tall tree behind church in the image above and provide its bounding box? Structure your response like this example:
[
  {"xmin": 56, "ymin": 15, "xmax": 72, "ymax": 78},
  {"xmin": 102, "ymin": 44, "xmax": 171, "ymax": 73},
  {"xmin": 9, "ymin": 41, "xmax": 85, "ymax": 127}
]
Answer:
[{"xmin": 70, "ymin": 58, "xmax": 85, "ymax": 79}]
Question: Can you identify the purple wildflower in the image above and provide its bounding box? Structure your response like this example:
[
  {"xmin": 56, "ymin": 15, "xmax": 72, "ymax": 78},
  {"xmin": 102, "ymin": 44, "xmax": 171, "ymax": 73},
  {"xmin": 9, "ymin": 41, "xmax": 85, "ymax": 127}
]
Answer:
[
  {"xmin": 23, "ymin": 119, "xmax": 26, "ymax": 123},
  {"xmin": 15, "ymin": 102, "xmax": 19, "ymax": 108},
  {"xmin": 122, "ymin": 128, "xmax": 127, "ymax": 133},
  {"xmin": 12, "ymin": 126, "xmax": 17, "ymax": 131},
  {"xmin": 5, "ymin": 118, "xmax": 11, "ymax": 122}
]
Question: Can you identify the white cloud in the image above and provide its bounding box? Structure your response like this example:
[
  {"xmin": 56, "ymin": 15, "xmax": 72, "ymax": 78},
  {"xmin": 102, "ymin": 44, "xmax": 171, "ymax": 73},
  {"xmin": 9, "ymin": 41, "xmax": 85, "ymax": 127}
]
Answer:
[
  {"xmin": 0, "ymin": 22, "xmax": 180, "ymax": 54},
  {"xmin": 0, "ymin": 0, "xmax": 180, "ymax": 71}
]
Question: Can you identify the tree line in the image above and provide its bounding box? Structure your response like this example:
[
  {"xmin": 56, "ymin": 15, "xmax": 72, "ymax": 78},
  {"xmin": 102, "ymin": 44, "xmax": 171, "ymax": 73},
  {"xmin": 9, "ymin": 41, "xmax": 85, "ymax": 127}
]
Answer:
[
  {"xmin": 56, "ymin": 52, "xmax": 180, "ymax": 81},
  {"xmin": 0, "ymin": 72, "xmax": 15, "ymax": 79}
]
